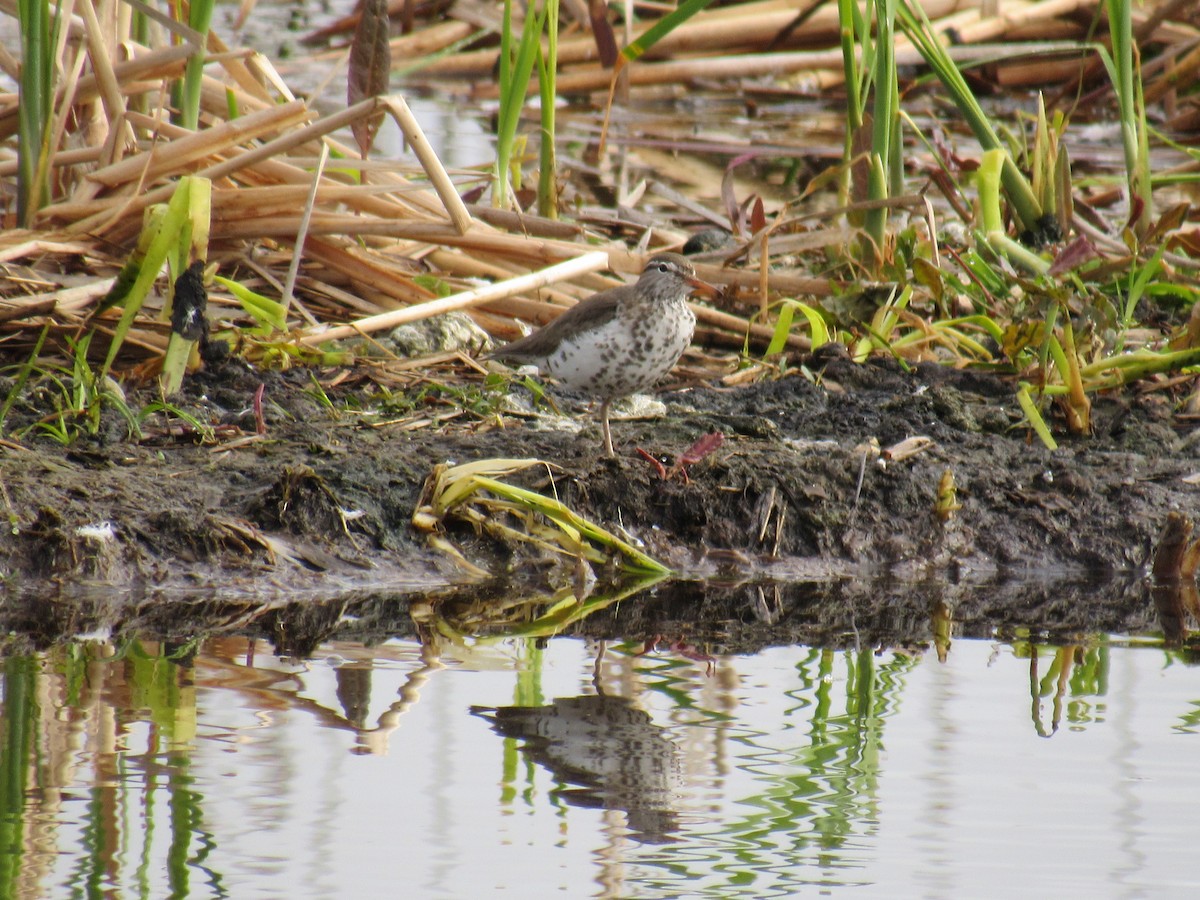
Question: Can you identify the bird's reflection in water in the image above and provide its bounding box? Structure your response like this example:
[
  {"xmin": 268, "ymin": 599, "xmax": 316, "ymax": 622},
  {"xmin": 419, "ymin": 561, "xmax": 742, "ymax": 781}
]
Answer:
[{"xmin": 473, "ymin": 694, "xmax": 683, "ymax": 843}]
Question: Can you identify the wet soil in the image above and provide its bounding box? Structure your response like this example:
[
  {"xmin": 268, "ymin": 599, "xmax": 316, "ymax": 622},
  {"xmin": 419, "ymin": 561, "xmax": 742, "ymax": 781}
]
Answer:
[{"xmin": 2, "ymin": 351, "xmax": 1197, "ymax": 654}]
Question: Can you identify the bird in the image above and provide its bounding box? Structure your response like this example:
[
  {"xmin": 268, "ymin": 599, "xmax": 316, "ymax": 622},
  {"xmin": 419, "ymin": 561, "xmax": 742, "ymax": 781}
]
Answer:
[
  {"xmin": 491, "ymin": 252, "xmax": 716, "ymax": 457},
  {"xmin": 472, "ymin": 694, "xmax": 683, "ymax": 843}
]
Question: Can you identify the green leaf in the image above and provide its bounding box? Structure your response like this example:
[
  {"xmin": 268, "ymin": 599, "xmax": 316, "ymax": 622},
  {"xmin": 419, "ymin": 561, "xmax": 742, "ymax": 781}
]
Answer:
[
  {"xmin": 1016, "ymin": 383, "xmax": 1058, "ymax": 450},
  {"xmin": 213, "ymin": 276, "xmax": 289, "ymax": 331},
  {"xmin": 621, "ymin": 0, "xmax": 719, "ymax": 62},
  {"xmin": 766, "ymin": 300, "xmax": 829, "ymax": 356},
  {"xmin": 100, "ymin": 179, "xmax": 194, "ymax": 380}
]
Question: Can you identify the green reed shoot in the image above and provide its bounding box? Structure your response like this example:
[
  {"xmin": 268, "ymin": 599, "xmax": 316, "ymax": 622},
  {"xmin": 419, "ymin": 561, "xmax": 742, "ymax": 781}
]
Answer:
[
  {"xmin": 897, "ymin": 0, "xmax": 1043, "ymax": 235},
  {"xmin": 836, "ymin": 0, "xmax": 902, "ymax": 268},
  {"xmin": 864, "ymin": 0, "xmax": 900, "ymax": 263},
  {"xmin": 765, "ymin": 301, "xmax": 830, "ymax": 357},
  {"xmin": 1052, "ymin": 315, "xmax": 1090, "ymax": 434},
  {"xmin": 100, "ymin": 176, "xmax": 212, "ymax": 382},
  {"xmin": 212, "ymin": 277, "xmax": 289, "ymax": 333},
  {"xmin": 837, "ymin": 0, "xmax": 870, "ymax": 226},
  {"xmin": 1016, "ymin": 383, "xmax": 1058, "ymax": 449},
  {"xmin": 1030, "ymin": 96, "xmax": 1073, "ymax": 238},
  {"xmin": 837, "ymin": 0, "xmax": 866, "ymax": 154},
  {"xmin": 494, "ymin": 0, "xmax": 545, "ymax": 208},
  {"xmin": 536, "ymin": 0, "xmax": 560, "ymax": 218},
  {"xmin": 1101, "ymin": 0, "xmax": 1151, "ymax": 242},
  {"xmin": 175, "ymin": 0, "xmax": 216, "ymax": 129},
  {"xmin": 15, "ymin": 0, "xmax": 58, "ymax": 224},
  {"xmin": 977, "ymin": 150, "xmax": 1049, "ymax": 274}
]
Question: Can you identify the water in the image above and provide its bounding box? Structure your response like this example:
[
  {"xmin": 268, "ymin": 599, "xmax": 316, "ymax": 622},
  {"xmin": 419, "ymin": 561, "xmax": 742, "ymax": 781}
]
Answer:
[{"xmin": 2, "ymin": 630, "xmax": 1198, "ymax": 898}]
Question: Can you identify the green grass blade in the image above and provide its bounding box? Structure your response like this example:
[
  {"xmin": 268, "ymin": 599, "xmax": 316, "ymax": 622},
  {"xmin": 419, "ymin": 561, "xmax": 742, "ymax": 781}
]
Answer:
[
  {"xmin": 767, "ymin": 301, "xmax": 829, "ymax": 356},
  {"xmin": 493, "ymin": 0, "xmax": 546, "ymax": 207},
  {"xmin": 896, "ymin": 0, "xmax": 1042, "ymax": 232},
  {"xmin": 213, "ymin": 276, "xmax": 288, "ymax": 332},
  {"xmin": 179, "ymin": 0, "xmax": 216, "ymax": 129},
  {"xmin": 15, "ymin": 0, "xmax": 54, "ymax": 223},
  {"xmin": 864, "ymin": 0, "xmax": 898, "ymax": 255},
  {"xmin": 1016, "ymin": 383, "xmax": 1058, "ymax": 450},
  {"xmin": 471, "ymin": 476, "xmax": 671, "ymax": 574},
  {"xmin": 99, "ymin": 179, "xmax": 194, "ymax": 380},
  {"xmin": 536, "ymin": 0, "xmax": 559, "ymax": 219},
  {"xmin": 621, "ymin": 0, "xmax": 718, "ymax": 62}
]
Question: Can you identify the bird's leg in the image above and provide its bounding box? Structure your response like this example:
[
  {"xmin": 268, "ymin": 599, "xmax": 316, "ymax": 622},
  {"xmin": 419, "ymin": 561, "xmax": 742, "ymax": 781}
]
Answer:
[{"xmin": 599, "ymin": 399, "xmax": 615, "ymax": 457}]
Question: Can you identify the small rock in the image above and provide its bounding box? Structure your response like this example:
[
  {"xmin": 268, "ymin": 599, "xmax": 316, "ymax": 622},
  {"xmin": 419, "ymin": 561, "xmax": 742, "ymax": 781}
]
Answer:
[{"xmin": 385, "ymin": 312, "xmax": 491, "ymax": 357}]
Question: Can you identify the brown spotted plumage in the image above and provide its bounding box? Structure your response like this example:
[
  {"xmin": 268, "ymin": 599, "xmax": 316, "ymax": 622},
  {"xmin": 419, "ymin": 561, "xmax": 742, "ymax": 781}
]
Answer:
[{"xmin": 493, "ymin": 253, "xmax": 715, "ymax": 457}]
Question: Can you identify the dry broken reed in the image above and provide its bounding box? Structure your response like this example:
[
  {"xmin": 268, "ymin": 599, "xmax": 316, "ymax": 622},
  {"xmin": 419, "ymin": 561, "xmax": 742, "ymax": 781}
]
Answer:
[{"xmin": 0, "ymin": 0, "xmax": 1198, "ymax": 380}]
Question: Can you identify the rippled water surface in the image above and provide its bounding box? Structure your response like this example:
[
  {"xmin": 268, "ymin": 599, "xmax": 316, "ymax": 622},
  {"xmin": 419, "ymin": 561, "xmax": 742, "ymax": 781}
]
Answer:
[{"xmin": 2, "ymin": 632, "xmax": 1198, "ymax": 898}]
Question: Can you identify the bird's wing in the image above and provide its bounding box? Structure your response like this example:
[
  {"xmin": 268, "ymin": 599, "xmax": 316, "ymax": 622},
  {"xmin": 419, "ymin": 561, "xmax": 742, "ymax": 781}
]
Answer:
[{"xmin": 492, "ymin": 290, "xmax": 623, "ymax": 361}]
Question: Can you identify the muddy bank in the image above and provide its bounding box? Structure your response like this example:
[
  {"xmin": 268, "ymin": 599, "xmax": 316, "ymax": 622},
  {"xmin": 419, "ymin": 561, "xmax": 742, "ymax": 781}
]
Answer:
[
  {"xmin": 2, "ymin": 570, "xmax": 1172, "ymax": 660},
  {"xmin": 0, "ymin": 352, "xmax": 1196, "ymax": 649}
]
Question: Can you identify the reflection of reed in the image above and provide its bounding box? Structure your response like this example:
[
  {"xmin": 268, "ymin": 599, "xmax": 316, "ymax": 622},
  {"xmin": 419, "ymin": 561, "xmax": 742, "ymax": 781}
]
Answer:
[
  {"xmin": 1027, "ymin": 644, "xmax": 1104, "ymax": 737},
  {"xmin": 473, "ymin": 694, "xmax": 684, "ymax": 843},
  {"xmin": 8, "ymin": 646, "xmax": 127, "ymax": 899},
  {"xmin": 19, "ymin": 638, "xmax": 359, "ymax": 896},
  {"xmin": 353, "ymin": 641, "xmax": 445, "ymax": 755},
  {"xmin": 199, "ymin": 636, "xmax": 448, "ymax": 755},
  {"xmin": 1, "ymin": 641, "xmax": 208, "ymax": 899}
]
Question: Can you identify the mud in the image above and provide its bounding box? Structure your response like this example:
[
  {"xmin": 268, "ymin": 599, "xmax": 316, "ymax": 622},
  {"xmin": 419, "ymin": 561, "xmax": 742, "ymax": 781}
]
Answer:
[{"xmin": 1, "ymin": 350, "xmax": 1197, "ymax": 653}]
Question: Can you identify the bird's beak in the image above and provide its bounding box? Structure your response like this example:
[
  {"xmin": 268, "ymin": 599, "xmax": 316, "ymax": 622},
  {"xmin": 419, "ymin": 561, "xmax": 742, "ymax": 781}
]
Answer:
[{"xmin": 685, "ymin": 274, "xmax": 720, "ymax": 299}]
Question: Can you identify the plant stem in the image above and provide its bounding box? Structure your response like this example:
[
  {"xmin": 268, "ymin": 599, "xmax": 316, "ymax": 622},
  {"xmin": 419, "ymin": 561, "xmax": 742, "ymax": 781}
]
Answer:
[
  {"xmin": 537, "ymin": 0, "xmax": 559, "ymax": 218},
  {"xmin": 179, "ymin": 0, "xmax": 216, "ymax": 130},
  {"xmin": 16, "ymin": 0, "xmax": 53, "ymax": 224}
]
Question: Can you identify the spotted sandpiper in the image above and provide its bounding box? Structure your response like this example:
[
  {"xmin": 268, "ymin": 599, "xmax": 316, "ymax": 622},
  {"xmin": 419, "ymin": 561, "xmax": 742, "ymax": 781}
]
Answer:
[{"xmin": 492, "ymin": 252, "xmax": 716, "ymax": 457}]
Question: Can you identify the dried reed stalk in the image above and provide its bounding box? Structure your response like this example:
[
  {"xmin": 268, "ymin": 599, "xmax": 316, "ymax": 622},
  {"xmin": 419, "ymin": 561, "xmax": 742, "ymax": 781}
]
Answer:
[
  {"xmin": 0, "ymin": 0, "xmax": 879, "ymax": 375},
  {"xmin": 300, "ymin": 251, "xmax": 612, "ymax": 344},
  {"xmin": 417, "ymin": 0, "xmax": 969, "ymax": 80}
]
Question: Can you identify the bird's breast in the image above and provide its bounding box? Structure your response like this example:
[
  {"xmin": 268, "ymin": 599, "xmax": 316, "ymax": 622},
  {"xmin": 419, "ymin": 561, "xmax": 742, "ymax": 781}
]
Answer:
[{"xmin": 544, "ymin": 299, "xmax": 695, "ymax": 398}]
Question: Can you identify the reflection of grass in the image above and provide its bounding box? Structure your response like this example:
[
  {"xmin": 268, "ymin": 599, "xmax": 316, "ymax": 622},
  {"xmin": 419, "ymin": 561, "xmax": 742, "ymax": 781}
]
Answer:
[
  {"xmin": 0, "ymin": 657, "xmax": 35, "ymax": 899},
  {"xmin": 636, "ymin": 647, "xmax": 916, "ymax": 889},
  {"xmin": 423, "ymin": 570, "xmax": 669, "ymax": 644},
  {"xmin": 1013, "ymin": 640, "xmax": 1110, "ymax": 735},
  {"xmin": 730, "ymin": 649, "xmax": 908, "ymax": 883},
  {"xmin": 0, "ymin": 642, "xmax": 221, "ymax": 897},
  {"xmin": 124, "ymin": 640, "xmax": 199, "ymax": 744}
]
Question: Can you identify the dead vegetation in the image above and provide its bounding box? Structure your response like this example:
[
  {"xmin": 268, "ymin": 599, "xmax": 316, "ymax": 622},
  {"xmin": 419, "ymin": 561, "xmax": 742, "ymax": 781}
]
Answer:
[{"xmin": 0, "ymin": 0, "xmax": 1195, "ymax": 384}]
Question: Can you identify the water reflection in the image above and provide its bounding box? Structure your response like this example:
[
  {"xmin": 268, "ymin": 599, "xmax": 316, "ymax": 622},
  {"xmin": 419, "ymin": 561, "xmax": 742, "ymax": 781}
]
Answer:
[
  {"xmin": 474, "ymin": 694, "xmax": 683, "ymax": 843},
  {"xmin": 989, "ymin": 641, "xmax": 1112, "ymax": 736},
  {"xmin": 0, "ymin": 642, "xmax": 221, "ymax": 899},
  {"xmin": 1, "ymin": 629, "xmax": 1199, "ymax": 897}
]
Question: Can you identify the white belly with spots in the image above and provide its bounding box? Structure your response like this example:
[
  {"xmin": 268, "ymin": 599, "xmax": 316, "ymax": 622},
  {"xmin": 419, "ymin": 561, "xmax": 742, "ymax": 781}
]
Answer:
[{"xmin": 545, "ymin": 300, "xmax": 695, "ymax": 399}]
